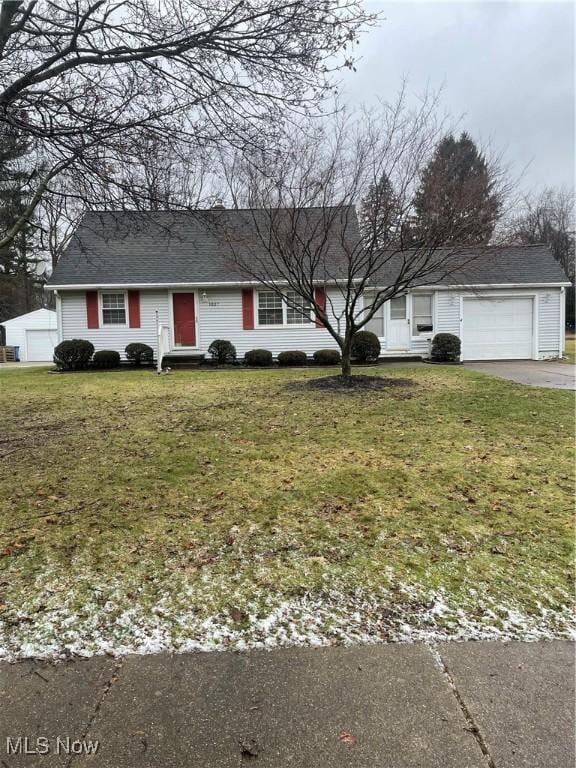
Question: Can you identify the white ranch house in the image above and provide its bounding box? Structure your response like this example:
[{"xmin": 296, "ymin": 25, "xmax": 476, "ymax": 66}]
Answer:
[{"xmin": 46, "ymin": 209, "xmax": 569, "ymax": 363}]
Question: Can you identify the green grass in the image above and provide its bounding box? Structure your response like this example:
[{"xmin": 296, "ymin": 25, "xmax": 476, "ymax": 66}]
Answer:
[{"xmin": 0, "ymin": 364, "xmax": 573, "ymax": 656}]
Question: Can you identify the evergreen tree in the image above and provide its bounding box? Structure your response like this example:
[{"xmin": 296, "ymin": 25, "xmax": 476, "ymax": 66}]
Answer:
[
  {"xmin": 411, "ymin": 132, "xmax": 502, "ymax": 245},
  {"xmin": 360, "ymin": 173, "xmax": 400, "ymax": 246},
  {"xmin": 0, "ymin": 120, "xmax": 42, "ymax": 321}
]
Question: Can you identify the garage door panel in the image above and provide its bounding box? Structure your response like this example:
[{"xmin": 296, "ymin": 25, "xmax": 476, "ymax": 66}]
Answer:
[
  {"xmin": 463, "ymin": 297, "xmax": 534, "ymax": 361},
  {"xmin": 26, "ymin": 329, "xmax": 58, "ymax": 361}
]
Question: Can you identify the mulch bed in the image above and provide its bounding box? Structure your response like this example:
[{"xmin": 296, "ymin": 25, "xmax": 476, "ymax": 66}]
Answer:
[{"xmin": 287, "ymin": 374, "xmax": 415, "ymax": 392}]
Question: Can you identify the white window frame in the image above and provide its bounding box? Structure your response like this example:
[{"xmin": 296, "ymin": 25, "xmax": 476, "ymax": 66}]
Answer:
[
  {"xmin": 254, "ymin": 290, "xmax": 313, "ymax": 328},
  {"xmin": 411, "ymin": 292, "xmax": 435, "ymax": 339},
  {"xmin": 99, "ymin": 290, "xmax": 128, "ymax": 327}
]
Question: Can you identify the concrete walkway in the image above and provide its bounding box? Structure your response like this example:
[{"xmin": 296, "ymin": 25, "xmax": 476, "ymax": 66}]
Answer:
[
  {"xmin": 464, "ymin": 360, "xmax": 576, "ymax": 389},
  {"xmin": 0, "ymin": 641, "xmax": 573, "ymax": 767}
]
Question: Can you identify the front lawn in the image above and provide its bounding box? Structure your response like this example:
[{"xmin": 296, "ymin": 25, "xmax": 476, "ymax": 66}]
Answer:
[{"xmin": 0, "ymin": 365, "xmax": 573, "ymax": 659}]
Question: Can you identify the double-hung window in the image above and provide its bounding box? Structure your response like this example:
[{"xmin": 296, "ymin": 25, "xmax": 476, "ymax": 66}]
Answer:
[
  {"xmin": 286, "ymin": 290, "xmax": 312, "ymax": 325},
  {"xmin": 257, "ymin": 291, "xmax": 284, "ymax": 325},
  {"xmin": 412, "ymin": 293, "xmax": 433, "ymax": 336},
  {"xmin": 101, "ymin": 292, "xmax": 126, "ymax": 325},
  {"xmin": 257, "ymin": 290, "xmax": 312, "ymax": 326}
]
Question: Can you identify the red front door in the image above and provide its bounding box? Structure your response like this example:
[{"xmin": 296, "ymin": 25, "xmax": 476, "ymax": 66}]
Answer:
[{"xmin": 173, "ymin": 293, "xmax": 196, "ymax": 346}]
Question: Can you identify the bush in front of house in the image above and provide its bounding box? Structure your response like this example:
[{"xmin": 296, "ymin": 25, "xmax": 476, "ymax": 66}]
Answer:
[
  {"xmin": 125, "ymin": 342, "xmax": 154, "ymax": 366},
  {"xmin": 431, "ymin": 333, "xmax": 461, "ymax": 362},
  {"xmin": 244, "ymin": 349, "xmax": 273, "ymax": 367},
  {"xmin": 313, "ymin": 348, "xmax": 341, "ymax": 365},
  {"xmin": 277, "ymin": 350, "xmax": 308, "ymax": 367},
  {"xmin": 208, "ymin": 339, "xmax": 237, "ymax": 364},
  {"xmin": 351, "ymin": 331, "xmax": 381, "ymax": 362},
  {"xmin": 92, "ymin": 350, "xmax": 121, "ymax": 369},
  {"xmin": 53, "ymin": 339, "xmax": 94, "ymax": 370}
]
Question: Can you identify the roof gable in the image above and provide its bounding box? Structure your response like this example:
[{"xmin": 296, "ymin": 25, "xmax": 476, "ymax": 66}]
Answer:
[{"xmin": 48, "ymin": 207, "xmax": 360, "ymax": 287}]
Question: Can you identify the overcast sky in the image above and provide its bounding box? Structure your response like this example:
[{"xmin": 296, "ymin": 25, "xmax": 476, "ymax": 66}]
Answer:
[{"xmin": 338, "ymin": 1, "xmax": 574, "ymax": 195}]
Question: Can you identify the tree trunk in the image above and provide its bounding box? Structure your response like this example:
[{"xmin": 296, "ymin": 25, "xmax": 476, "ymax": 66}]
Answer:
[{"xmin": 341, "ymin": 337, "xmax": 352, "ymax": 378}]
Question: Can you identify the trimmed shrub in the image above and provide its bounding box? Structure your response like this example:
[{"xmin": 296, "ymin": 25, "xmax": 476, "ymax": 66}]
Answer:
[
  {"xmin": 244, "ymin": 349, "xmax": 273, "ymax": 367},
  {"xmin": 351, "ymin": 331, "xmax": 381, "ymax": 362},
  {"xmin": 431, "ymin": 333, "xmax": 461, "ymax": 362},
  {"xmin": 92, "ymin": 350, "xmax": 121, "ymax": 369},
  {"xmin": 53, "ymin": 339, "xmax": 94, "ymax": 371},
  {"xmin": 125, "ymin": 342, "xmax": 153, "ymax": 366},
  {"xmin": 208, "ymin": 339, "xmax": 237, "ymax": 364},
  {"xmin": 313, "ymin": 348, "xmax": 341, "ymax": 365},
  {"xmin": 277, "ymin": 350, "xmax": 308, "ymax": 367}
]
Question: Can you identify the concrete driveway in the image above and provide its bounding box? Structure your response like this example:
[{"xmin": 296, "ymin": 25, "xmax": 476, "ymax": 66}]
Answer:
[{"xmin": 465, "ymin": 360, "xmax": 576, "ymax": 389}]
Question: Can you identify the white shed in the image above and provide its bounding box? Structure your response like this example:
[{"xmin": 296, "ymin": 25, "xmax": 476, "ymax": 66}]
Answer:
[{"xmin": 1, "ymin": 308, "xmax": 58, "ymax": 362}]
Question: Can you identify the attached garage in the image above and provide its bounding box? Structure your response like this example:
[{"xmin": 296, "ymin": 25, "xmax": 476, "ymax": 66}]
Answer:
[{"xmin": 462, "ymin": 296, "xmax": 535, "ymax": 361}]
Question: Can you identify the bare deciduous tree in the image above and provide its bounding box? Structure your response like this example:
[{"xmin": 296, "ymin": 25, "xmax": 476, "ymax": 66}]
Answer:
[
  {"xmin": 0, "ymin": 0, "xmax": 375, "ymax": 250},
  {"xmin": 507, "ymin": 187, "xmax": 575, "ymax": 280},
  {"xmin": 217, "ymin": 93, "xmax": 511, "ymax": 377}
]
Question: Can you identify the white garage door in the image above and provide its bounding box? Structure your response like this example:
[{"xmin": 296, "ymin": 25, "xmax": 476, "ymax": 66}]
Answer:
[
  {"xmin": 26, "ymin": 329, "xmax": 58, "ymax": 361},
  {"xmin": 462, "ymin": 297, "xmax": 534, "ymax": 361}
]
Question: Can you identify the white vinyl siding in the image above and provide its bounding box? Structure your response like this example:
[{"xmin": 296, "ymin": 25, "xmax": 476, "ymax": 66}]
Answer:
[
  {"xmin": 57, "ymin": 286, "xmax": 564, "ymax": 361},
  {"xmin": 363, "ymin": 290, "xmax": 385, "ymax": 337},
  {"xmin": 538, "ymin": 289, "xmax": 562, "ymax": 357},
  {"xmin": 435, "ymin": 292, "xmax": 461, "ymax": 335},
  {"xmin": 60, "ymin": 290, "xmax": 170, "ymax": 359}
]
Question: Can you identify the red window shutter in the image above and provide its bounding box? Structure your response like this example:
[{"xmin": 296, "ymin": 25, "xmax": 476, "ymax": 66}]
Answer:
[
  {"xmin": 86, "ymin": 291, "xmax": 99, "ymax": 329},
  {"xmin": 128, "ymin": 290, "xmax": 141, "ymax": 328},
  {"xmin": 242, "ymin": 288, "xmax": 254, "ymax": 330},
  {"xmin": 314, "ymin": 286, "xmax": 326, "ymax": 327}
]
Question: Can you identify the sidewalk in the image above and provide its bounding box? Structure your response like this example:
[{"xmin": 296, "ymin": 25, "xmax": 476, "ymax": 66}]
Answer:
[{"xmin": 0, "ymin": 641, "xmax": 573, "ymax": 767}]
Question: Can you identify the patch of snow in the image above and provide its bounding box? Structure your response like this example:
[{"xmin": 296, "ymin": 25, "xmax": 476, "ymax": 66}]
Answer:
[{"xmin": 0, "ymin": 571, "xmax": 574, "ymax": 661}]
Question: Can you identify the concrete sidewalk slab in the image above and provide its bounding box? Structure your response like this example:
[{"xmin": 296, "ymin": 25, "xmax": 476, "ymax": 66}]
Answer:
[
  {"xmin": 464, "ymin": 360, "xmax": 576, "ymax": 389},
  {"xmin": 1, "ymin": 643, "xmax": 573, "ymax": 768},
  {"xmin": 73, "ymin": 645, "xmax": 484, "ymax": 768},
  {"xmin": 0, "ymin": 657, "xmax": 117, "ymax": 767},
  {"xmin": 440, "ymin": 640, "xmax": 575, "ymax": 768}
]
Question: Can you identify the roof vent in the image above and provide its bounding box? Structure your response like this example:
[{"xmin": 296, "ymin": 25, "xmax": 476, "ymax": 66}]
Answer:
[{"xmin": 211, "ymin": 198, "xmax": 225, "ymax": 210}]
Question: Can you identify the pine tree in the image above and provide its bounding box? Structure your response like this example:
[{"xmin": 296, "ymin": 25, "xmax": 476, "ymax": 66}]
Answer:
[
  {"xmin": 360, "ymin": 173, "xmax": 400, "ymax": 246},
  {"xmin": 0, "ymin": 120, "xmax": 42, "ymax": 321},
  {"xmin": 411, "ymin": 132, "xmax": 502, "ymax": 245}
]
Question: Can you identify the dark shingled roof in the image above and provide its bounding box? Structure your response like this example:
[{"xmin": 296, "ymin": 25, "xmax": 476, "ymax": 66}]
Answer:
[
  {"xmin": 47, "ymin": 208, "xmax": 569, "ymax": 287},
  {"xmin": 371, "ymin": 245, "xmax": 569, "ymax": 286},
  {"xmin": 48, "ymin": 207, "xmax": 360, "ymax": 286}
]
